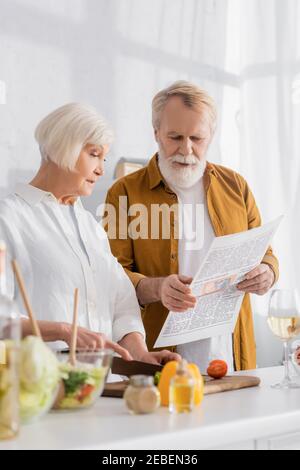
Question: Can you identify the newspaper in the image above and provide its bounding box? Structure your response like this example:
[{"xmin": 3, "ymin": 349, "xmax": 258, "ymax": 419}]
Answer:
[{"xmin": 154, "ymin": 216, "xmax": 283, "ymax": 349}]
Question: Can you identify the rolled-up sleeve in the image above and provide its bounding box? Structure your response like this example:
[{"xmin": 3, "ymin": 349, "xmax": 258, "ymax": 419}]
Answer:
[{"xmin": 111, "ymin": 258, "xmax": 145, "ymax": 343}]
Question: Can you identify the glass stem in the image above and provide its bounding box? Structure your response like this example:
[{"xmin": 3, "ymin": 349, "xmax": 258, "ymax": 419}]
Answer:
[{"xmin": 283, "ymin": 341, "xmax": 290, "ymax": 383}]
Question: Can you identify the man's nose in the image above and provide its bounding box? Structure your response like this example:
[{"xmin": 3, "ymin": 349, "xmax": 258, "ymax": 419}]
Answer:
[{"xmin": 180, "ymin": 138, "xmax": 193, "ymax": 156}]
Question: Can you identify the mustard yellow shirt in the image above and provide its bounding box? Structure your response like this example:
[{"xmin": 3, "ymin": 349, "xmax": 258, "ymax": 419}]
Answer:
[{"xmin": 104, "ymin": 155, "xmax": 279, "ymax": 370}]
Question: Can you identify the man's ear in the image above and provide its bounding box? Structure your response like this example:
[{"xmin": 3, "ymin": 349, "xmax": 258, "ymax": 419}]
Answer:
[{"xmin": 154, "ymin": 128, "xmax": 159, "ymax": 143}]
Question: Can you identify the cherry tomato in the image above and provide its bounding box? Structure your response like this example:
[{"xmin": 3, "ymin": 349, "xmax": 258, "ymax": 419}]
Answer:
[
  {"xmin": 77, "ymin": 384, "xmax": 95, "ymax": 402},
  {"xmin": 207, "ymin": 360, "xmax": 228, "ymax": 379}
]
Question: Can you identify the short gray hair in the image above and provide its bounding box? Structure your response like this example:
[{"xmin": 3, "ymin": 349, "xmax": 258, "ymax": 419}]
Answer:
[
  {"xmin": 35, "ymin": 103, "xmax": 113, "ymax": 170},
  {"xmin": 152, "ymin": 80, "xmax": 217, "ymax": 131}
]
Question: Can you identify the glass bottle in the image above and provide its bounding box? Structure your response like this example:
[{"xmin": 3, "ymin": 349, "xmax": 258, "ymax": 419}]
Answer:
[
  {"xmin": 169, "ymin": 359, "xmax": 195, "ymax": 414},
  {"xmin": 0, "ymin": 242, "xmax": 20, "ymax": 440},
  {"xmin": 124, "ymin": 375, "xmax": 161, "ymax": 415}
]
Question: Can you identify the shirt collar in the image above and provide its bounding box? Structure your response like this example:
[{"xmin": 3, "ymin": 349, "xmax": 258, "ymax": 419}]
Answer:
[
  {"xmin": 15, "ymin": 183, "xmax": 56, "ymax": 206},
  {"xmin": 147, "ymin": 153, "xmax": 218, "ymax": 191},
  {"xmin": 148, "ymin": 154, "xmax": 165, "ymax": 190},
  {"xmin": 14, "ymin": 183, "xmax": 82, "ymax": 208}
]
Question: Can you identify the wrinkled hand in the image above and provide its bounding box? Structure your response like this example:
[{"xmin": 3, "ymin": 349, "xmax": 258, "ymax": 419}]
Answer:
[
  {"xmin": 160, "ymin": 275, "xmax": 197, "ymax": 312},
  {"xmin": 237, "ymin": 264, "xmax": 275, "ymax": 296},
  {"xmin": 139, "ymin": 350, "xmax": 181, "ymax": 366},
  {"xmin": 62, "ymin": 324, "xmax": 132, "ymax": 361}
]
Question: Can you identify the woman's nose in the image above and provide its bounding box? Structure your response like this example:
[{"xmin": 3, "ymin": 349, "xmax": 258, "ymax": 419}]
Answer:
[
  {"xmin": 95, "ymin": 169, "xmax": 104, "ymax": 177},
  {"xmin": 95, "ymin": 165, "xmax": 104, "ymax": 176}
]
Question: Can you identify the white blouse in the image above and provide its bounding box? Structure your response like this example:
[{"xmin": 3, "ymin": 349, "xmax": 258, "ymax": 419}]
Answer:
[{"xmin": 0, "ymin": 184, "xmax": 145, "ymax": 349}]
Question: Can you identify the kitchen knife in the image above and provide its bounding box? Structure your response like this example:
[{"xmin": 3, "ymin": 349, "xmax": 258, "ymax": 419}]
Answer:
[{"xmin": 111, "ymin": 356, "xmax": 163, "ymax": 377}]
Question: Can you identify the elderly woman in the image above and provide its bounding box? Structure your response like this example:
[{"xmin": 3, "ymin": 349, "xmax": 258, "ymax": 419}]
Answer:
[{"xmin": 0, "ymin": 103, "xmax": 179, "ymax": 365}]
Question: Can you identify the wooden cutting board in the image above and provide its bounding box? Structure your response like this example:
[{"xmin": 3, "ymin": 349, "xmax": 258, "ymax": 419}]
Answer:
[
  {"xmin": 102, "ymin": 375, "xmax": 261, "ymax": 398},
  {"xmin": 203, "ymin": 375, "xmax": 260, "ymax": 395}
]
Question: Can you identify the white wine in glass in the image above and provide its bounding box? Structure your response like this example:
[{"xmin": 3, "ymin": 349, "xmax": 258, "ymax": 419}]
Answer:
[
  {"xmin": 267, "ymin": 317, "xmax": 300, "ymax": 341},
  {"xmin": 268, "ymin": 289, "xmax": 300, "ymax": 389}
]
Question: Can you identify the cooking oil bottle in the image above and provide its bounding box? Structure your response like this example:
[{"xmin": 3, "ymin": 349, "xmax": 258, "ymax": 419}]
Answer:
[
  {"xmin": 169, "ymin": 359, "xmax": 195, "ymax": 414},
  {"xmin": 0, "ymin": 242, "xmax": 20, "ymax": 440}
]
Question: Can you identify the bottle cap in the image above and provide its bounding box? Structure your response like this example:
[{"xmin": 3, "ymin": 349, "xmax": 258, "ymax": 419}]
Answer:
[
  {"xmin": 177, "ymin": 359, "xmax": 188, "ymax": 373},
  {"xmin": 130, "ymin": 375, "xmax": 154, "ymax": 387}
]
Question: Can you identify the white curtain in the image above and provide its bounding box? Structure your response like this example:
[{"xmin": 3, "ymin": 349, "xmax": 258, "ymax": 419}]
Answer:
[{"xmin": 217, "ymin": 0, "xmax": 300, "ymax": 366}]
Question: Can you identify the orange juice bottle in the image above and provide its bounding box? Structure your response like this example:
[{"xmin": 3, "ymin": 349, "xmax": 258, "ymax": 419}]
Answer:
[{"xmin": 169, "ymin": 360, "xmax": 195, "ymax": 414}]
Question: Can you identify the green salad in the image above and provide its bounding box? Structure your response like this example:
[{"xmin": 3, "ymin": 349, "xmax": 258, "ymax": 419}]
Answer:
[
  {"xmin": 56, "ymin": 362, "xmax": 108, "ymax": 409},
  {"xmin": 19, "ymin": 336, "xmax": 60, "ymax": 423}
]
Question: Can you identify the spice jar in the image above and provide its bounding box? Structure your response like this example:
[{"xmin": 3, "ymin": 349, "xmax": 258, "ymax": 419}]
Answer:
[{"xmin": 124, "ymin": 375, "xmax": 160, "ymax": 415}]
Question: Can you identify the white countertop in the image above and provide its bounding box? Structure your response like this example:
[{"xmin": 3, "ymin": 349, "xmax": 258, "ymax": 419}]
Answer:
[{"xmin": 2, "ymin": 366, "xmax": 300, "ymax": 450}]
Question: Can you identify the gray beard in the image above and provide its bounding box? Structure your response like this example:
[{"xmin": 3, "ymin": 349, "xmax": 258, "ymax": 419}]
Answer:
[{"xmin": 158, "ymin": 153, "xmax": 206, "ymax": 190}]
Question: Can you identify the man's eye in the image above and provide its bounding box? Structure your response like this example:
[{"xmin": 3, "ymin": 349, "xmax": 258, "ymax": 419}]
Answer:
[{"xmin": 171, "ymin": 136, "xmax": 182, "ymax": 141}]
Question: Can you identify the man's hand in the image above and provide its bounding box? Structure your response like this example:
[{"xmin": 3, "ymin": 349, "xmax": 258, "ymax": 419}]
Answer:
[
  {"xmin": 139, "ymin": 350, "xmax": 181, "ymax": 366},
  {"xmin": 160, "ymin": 275, "xmax": 197, "ymax": 312},
  {"xmin": 237, "ymin": 263, "xmax": 275, "ymax": 296}
]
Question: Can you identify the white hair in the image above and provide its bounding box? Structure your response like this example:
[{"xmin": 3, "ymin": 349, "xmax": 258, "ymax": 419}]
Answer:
[{"xmin": 35, "ymin": 103, "xmax": 114, "ymax": 170}]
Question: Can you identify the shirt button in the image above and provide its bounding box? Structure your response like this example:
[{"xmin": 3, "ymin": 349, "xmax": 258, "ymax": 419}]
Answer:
[{"xmin": 171, "ymin": 253, "xmax": 177, "ymax": 261}]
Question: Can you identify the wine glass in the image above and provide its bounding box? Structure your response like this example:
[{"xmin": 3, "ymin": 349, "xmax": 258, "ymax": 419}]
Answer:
[{"xmin": 267, "ymin": 289, "xmax": 300, "ymax": 389}]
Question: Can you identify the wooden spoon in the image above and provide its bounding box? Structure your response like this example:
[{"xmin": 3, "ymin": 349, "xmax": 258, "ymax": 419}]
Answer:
[
  {"xmin": 11, "ymin": 260, "xmax": 42, "ymax": 338},
  {"xmin": 69, "ymin": 288, "xmax": 79, "ymax": 366}
]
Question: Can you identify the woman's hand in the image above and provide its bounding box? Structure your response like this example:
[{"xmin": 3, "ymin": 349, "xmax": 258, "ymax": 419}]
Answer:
[
  {"xmin": 118, "ymin": 332, "xmax": 180, "ymax": 365},
  {"xmin": 61, "ymin": 323, "xmax": 132, "ymax": 361},
  {"xmin": 138, "ymin": 350, "xmax": 181, "ymax": 366}
]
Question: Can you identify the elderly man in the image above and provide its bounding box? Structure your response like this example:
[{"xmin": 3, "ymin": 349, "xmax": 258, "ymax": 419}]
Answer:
[{"xmin": 104, "ymin": 81, "xmax": 279, "ymax": 371}]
